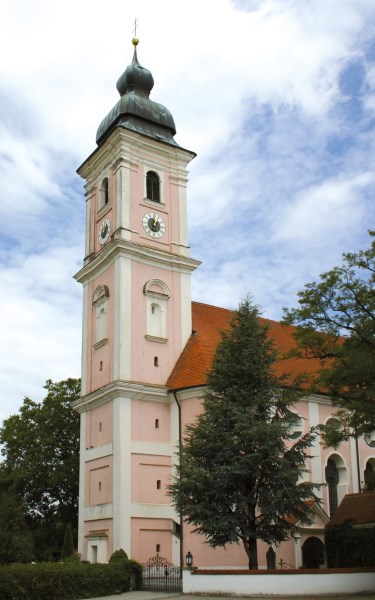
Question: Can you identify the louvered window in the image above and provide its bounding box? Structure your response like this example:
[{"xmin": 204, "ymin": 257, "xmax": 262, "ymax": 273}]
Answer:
[{"xmin": 146, "ymin": 171, "xmax": 160, "ymax": 202}]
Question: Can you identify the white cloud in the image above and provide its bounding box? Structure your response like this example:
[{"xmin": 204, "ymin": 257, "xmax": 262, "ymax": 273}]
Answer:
[{"xmin": 0, "ymin": 0, "xmax": 374, "ymax": 424}]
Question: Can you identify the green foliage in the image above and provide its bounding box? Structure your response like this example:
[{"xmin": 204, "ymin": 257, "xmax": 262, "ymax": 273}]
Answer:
[
  {"xmin": 0, "ymin": 478, "xmax": 34, "ymax": 564},
  {"xmin": 108, "ymin": 549, "xmax": 143, "ymax": 590},
  {"xmin": 0, "ymin": 378, "xmax": 80, "ymax": 561},
  {"xmin": 61, "ymin": 524, "xmax": 75, "ymax": 560},
  {"xmin": 127, "ymin": 559, "xmax": 143, "ymax": 590},
  {"xmin": 108, "ymin": 548, "xmax": 128, "ymax": 562},
  {"xmin": 169, "ymin": 296, "xmax": 321, "ymax": 569},
  {"xmin": 283, "ymin": 231, "xmax": 375, "ymax": 444},
  {"xmin": 325, "ymin": 520, "xmax": 375, "ymax": 567},
  {"xmin": 5, "ymin": 561, "xmax": 132, "ymax": 600},
  {"xmin": 0, "ymin": 566, "xmax": 26, "ymax": 600}
]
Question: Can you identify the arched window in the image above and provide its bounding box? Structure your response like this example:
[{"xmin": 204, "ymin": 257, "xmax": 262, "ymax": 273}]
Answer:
[
  {"xmin": 288, "ymin": 415, "xmax": 304, "ymax": 439},
  {"xmin": 146, "ymin": 171, "xmax": 160, "ymax": 202},
  {"xmin": 325, "ymin": 459, "xmax": 339, "ymax": 515},
  {"xmin": 364, "ymin": 430, "xmax": 375, "ymax": 448},
  {"xmin": 93, "ymin": 285, "xmax": 109, "ymax": 344},
  {"xmin": 99, "ymin": 177, "xmax": 109, "ymax": 210}
]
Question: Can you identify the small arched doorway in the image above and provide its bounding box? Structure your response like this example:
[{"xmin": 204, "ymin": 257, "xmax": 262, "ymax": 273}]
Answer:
[{"xmin": 302, "ymin": 536, "xmax": 325, "ymax": 568}]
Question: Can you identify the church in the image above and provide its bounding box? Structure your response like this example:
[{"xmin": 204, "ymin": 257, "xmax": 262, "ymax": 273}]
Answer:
[{"xmin": 72, "ymin": 38, "xmax": 375, "ymax": 570}]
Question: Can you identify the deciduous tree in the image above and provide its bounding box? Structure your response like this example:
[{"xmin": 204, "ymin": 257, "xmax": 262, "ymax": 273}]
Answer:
[
  {"xmin": 0, "ymin": 378, "xmax": 80, "ymax": 559},
  {"xmin": 283, "ymin": 231, "xmax": 375, "ymax": 445}
]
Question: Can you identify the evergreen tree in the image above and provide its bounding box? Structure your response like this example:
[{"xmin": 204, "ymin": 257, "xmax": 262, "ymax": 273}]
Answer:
[
  {"xmin": 169, "ymin": 297, "xmax": 320, "ymax": 569},
  {"xmin": 61, "ymin": 523, "xmax": 75, "ymax": 559}
]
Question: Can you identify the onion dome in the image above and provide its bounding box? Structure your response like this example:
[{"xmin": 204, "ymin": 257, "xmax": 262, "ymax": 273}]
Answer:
[{"xmin": 96, "ymin": 38, "xmax": 178, "ymax": 146}]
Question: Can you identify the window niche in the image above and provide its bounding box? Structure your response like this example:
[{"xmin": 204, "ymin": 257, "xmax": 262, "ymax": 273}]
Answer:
[
  {"xmin": 93, "ymin": 285, "xmax": 109, "ymax": 347},
  {"xmin": 144, "ymin": 280, "xmax": 170, "ymax": 343},
  {"xmin": 98, "ymin": 176, "xmax": 109, "ymax": 211}
]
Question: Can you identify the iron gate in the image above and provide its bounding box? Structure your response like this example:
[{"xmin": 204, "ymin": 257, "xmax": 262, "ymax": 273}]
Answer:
[{"xmin": 142, "ymin": 554, "xmax": 182, "ymax": 592}]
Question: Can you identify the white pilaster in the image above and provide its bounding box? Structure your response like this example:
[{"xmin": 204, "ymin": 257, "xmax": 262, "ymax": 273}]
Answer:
[
  {"xmin": 349, "ymin": 436, "xmax": 360, "ymax": 492},
  {"xmin": 115, "ymin": 162, "xmax": 131, "ymax": 240},
  {"xmin": 112, "ymin": 396, "xmax": 132, "ymax": 554},
  {"xmin": 308, "ymin": 399, "xmax": 323, "ymax": 500},
  {"xmin": 113, "ymin": 256, "xmax": 132, "ymax": 380},
  {"xmin": 80, "ymin": 284, "xmax": 89, "ymax": 396},
  {"xmin": 180, "ymin": 272, "xmax": 192, "ymax": 346},
  {"xmin": 77, "ymin": 411, "xmax": 87, "ymax": 557},
  {"xmin": 293, "ymin": 532, "xmax": 302, "ymax": 568}
]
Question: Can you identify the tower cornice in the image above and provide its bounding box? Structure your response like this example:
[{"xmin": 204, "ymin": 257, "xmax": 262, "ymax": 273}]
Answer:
[
  {"xmin": 74, "ymin": 237, "xmax": 201, "ymax": 284},
  {"xmin": 72, "ymin": 380, "xmax": 170, "ymax": 413}
]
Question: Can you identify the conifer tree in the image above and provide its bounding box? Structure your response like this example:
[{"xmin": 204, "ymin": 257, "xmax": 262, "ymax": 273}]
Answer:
[
  {"xmin": 61, "ymin": 523, "xmax": 74, "ymax": 559},
  {"xmin": 169, "ymin": 297, "xmax": 320, "ymax": 569}
]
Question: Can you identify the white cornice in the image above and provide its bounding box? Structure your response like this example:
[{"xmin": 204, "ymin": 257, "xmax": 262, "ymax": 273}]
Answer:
[
  {"xmin": 72, "ymin": 380, "xmax": 170, "ymax": 413},
  {"xmin": 77, "ymin": 128, "xmax": 195, "ymax": 180},
  {"xmin": 74, "ymin": 238, "xmax": 201, "ymax": 284},
  {"xmin": 169, "ymin": 386, "xmax": 206, "ymax": 402}
]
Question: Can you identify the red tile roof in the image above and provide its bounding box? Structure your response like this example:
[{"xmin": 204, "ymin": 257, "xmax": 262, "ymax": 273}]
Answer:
[
  {"xmin": 328, "ymin": 492, "xmax": 375, "ymax": 527},
  {"xmin": 167, "ymin": 301, "xmax": 321, "ymax": 390}
]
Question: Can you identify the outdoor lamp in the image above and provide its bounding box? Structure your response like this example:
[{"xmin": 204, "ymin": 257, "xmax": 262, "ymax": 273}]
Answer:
[{"xmin": 185, "ymin": 551, "xmax": 193, "ymax": 568}]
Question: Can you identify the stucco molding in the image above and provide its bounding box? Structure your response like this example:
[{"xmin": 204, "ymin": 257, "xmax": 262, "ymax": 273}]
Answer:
[
  {"xmin": 72, "ymin": 380, "xmax": 170, "ymax": 413},
  {"xmin": 77, "ymin": 128, "xmax": 195, "ymax": 181},
  {"xmin": 74, "ymin": 239, "xmax": 201, "ymax": 284}
]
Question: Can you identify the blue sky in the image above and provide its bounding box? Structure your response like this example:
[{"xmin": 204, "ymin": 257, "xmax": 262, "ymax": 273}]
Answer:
[{"xmin": 0, "ymin": 0, "xmax": 374, "ymax": 423}]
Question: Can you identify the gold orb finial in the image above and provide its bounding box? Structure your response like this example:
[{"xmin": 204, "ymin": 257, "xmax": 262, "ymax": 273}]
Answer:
[{"xmin": 132, "ymin": 18, "xmax": 139, "ymax": 46}]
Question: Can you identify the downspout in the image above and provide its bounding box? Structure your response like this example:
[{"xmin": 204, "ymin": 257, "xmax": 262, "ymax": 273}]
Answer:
[
  {"xmin": 172, "ymin": 390, "xmax": 183, "ymax": 572},
  {"xmin": 171, "ymin": 383, "xmax": 202, "ymax": 570}
]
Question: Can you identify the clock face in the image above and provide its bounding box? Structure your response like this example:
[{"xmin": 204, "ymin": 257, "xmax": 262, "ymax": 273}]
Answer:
[
  {"xmin": 142, "ymin": 212, "xmax": 166, "ymax": 238},
  {"xmin": 98, "ymin": 218, "xmax": 111, "ymax": 245}
]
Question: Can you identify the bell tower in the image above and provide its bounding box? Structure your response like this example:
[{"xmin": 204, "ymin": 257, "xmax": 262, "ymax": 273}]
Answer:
[{"xmin": 73, "ymin": 38, "xmax": 200, "ymax": 563}]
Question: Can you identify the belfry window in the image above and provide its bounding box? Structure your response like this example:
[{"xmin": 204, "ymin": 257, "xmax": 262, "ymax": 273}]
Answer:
[
  {"xmin": 146, "ymin": 171, "xmax": 160, "ymax": 202},
  {"xmin": 99, "ymin": 177, "xmax": 109, "ymax": 210}
]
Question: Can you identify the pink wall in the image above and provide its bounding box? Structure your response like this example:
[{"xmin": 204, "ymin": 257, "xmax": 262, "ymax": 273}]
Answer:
[
  {"xmin": 131, "ymin": 454, "xmax": 171, "ymax": 504},
  {"xmin": 131, "ymin": 517, "xmax": 174, "ymax": 562},
  {"xmin": 85, "ymin": 455, "xmax": 113, "ymax": 506},
  {"xmin": 85, "ymin": 402, "xmax": 113, "ymax": 448},
  {"xmin": 83, "ymin": 518, "xmax": 113, "ymax": 560},
  {"xmin": 86, "ymin": 266, "xmax": 115, "ymax": 394},
  {"xmin": 131, "ymin": 399, "xmax": 170, "ymax": 443}
]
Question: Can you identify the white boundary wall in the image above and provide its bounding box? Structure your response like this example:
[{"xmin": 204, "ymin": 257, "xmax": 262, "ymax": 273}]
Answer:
[{"xmin": 183, "ymin": 569, "xmax": 375, "ymax": 596}]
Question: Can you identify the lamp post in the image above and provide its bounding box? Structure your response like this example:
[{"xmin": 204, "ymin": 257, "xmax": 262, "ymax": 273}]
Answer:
[{"xmin": 185, "ymin": 551, "xmax": 193, "ymax": 569}]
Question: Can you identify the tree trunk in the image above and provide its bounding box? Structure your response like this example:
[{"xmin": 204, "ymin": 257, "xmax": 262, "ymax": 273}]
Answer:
[
  {"xmin": 243, "ymin": 536, "xmax": 258, "ymax": 570},
  {"xmin": 248, "ymin": 537, "xmax": 258, "ymax": 569}
]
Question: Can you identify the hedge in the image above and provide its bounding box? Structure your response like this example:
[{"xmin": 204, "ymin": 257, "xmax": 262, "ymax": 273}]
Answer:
[
  {"xmin": 0, "ymin": 553, "xmax": 142, "ymax": 600},
  {"xmin": 325, "ymin": 520, "xmax": 375, "ymax": 567}
]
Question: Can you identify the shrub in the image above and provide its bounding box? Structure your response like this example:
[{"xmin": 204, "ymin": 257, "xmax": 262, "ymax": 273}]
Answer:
[
  {"xmin": 0, "ymin": 566, "xmax": 26, "ymax": 600},
  {"xmin": 108, "ymin": 548, "xmax": 142, "ymax": 591},
  {"xmin": 108, "ymin": 548, "xmax": 128, "ymax": 563},
  {"xmin": 5, "ymin": 560, "xmax": 132, "ymax": 600},
  {"xmin": 325, "ymin": 520, "xmax": 375, "ymax": 567}
]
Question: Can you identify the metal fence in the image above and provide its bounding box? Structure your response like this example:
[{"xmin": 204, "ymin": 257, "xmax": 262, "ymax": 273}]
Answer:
[{"xmin": 142, "ymin": 554, "xmax": 182, "ymax": 592}]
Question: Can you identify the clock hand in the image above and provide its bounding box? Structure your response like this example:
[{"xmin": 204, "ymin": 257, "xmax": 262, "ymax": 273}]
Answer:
[{"xmin": 153, "ymin": 215, "xmax": 159, "ymax": 226}]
